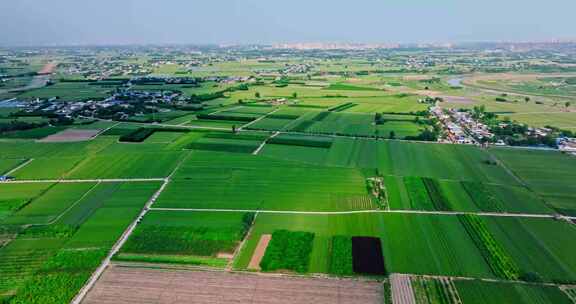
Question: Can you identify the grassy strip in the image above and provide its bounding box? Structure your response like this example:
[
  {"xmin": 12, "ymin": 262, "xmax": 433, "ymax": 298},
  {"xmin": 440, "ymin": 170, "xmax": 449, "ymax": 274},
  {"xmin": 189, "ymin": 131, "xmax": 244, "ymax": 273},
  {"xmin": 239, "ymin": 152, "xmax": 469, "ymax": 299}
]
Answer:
[
  {"xmin": 329, "ymin": 236, "xmax": 353, "ymax": 276},
  {"xmin": 8, "ymin": 249, "xmax": 107, "ymax": 304},
  {"xmin": 459, "ymin": 215, "xmax": 520, "ymax": 280},
  {"xmin": 268, "ymin": 114, "xmax": 300, "ymax": 120},
  {"xmin": 290, "ymin": 120, "xmax": 316, "ymax": 132},
  {"xmin": 461, "ymin": 182, "xmax": 505, "ymax": 212},
  {"xmin": 267, "ymin": 136, "xmax": 333, "ymax": 148},
  {"xmin": 197, "ymin": 114, "xmax": 256, "ymax": 122},
  {"xmin": 203, "ymin": 132, "xmax": 268, "ymax": 141},
  {"xmin": 260, "ymin": 230, "xmax": 314, "ymax": 273},
  {"xmin": 422, "ymin": 178, "xmax": 452, "ymax": 211},
  {"xmin": 404, "ymin": 177, "xmax": 434, "ymax": 211},
  {"xmin": 114, "ymin": 253, "xmax": 228, "ymax": 268},
  {"xmin": 186, "ymin": 142, "xmax": 257, "ymax": 153},
  {"xmin": 383, "ymin": 280, "xmax": 393, "ymax": 304}
]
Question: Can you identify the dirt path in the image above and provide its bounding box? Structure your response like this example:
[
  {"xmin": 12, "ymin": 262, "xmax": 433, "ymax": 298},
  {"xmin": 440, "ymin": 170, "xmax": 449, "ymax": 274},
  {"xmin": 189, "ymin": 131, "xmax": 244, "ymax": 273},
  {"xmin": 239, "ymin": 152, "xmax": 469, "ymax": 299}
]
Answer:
[
  {"xmin": 248, "ymin": 234, "xmax": 271, "ymax": 270},
  {"xmin": 252, "ymin": 131, "xmax": 280, "ymax": 155},
  {"xmin": 149, "ymin": 207, "xmax": 576, "ymax": 220},
  {"xmin": 3, "ymin": 158, "xmax": 33, "ymax": 176},
  {"xmin": 391, "ymin": 274, "xmax": 416, "ymax": 304}
]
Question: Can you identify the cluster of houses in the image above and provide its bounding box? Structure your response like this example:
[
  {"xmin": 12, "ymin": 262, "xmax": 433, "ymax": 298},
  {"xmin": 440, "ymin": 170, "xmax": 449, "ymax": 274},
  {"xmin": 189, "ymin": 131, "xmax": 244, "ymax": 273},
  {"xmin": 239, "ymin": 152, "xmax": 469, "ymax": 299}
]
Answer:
[
  {"xmin": 431, "ymin": 107, "xmax": 494, "ymax": 144},
  {"xmin": 281, "ymin": 63, "xmax": 312, "ymax": 74},
  {"xmin": 559, "ymin": 138, "xmax": 576, "ymax": 154},
  {"xmin": 61, "ymin": 58, "xmax": 152, "ymax": 79}
]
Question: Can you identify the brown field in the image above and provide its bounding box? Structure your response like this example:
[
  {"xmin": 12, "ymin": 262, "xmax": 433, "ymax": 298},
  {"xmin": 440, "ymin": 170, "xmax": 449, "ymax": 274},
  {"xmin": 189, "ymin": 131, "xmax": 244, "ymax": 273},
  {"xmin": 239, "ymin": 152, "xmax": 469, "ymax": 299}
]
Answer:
[
  {"xmin": 82, "ymin": 265, "xmax": 383, "ymax": 304},
  {"xmin": 38, "ymin": 129, "xmax": 101, "ymax": 142},
  {"xmin": 38, "ymin": 62, "xmax": 57, "ymax": 75},
  {"xmin": 248, "ymin": 234, "xmax": 271, "ymax": 270}
]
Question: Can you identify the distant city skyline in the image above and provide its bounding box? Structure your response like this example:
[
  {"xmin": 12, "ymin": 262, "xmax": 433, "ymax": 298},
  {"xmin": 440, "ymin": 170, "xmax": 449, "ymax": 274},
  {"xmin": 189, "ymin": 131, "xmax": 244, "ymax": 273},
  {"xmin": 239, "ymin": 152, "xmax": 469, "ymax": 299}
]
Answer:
[{"xmin": 1, "ymin": 0, "xmax": 575, "ymax": 46}]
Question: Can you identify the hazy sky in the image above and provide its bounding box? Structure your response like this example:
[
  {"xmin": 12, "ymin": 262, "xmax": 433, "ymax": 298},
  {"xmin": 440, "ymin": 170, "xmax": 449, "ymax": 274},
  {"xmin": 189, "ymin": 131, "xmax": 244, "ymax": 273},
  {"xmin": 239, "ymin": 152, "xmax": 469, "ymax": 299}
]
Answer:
[{"xmin": 1, "ymin": 0, "xmax": 575, "ymax": 46}]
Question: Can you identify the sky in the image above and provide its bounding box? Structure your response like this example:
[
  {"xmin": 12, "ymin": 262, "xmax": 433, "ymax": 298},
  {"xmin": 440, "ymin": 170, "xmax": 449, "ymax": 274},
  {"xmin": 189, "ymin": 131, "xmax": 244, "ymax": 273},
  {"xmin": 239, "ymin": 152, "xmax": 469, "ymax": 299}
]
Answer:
[{"xmin": 1, "ymin": 0, "xmax": 575, "ymax": 46}]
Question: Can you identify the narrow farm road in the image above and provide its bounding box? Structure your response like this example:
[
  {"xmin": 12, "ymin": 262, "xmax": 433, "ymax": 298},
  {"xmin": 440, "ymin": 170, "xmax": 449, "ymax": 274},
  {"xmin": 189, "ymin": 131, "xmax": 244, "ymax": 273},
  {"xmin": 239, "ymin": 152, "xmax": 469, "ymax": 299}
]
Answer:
[
  {"xmin": 148, "ymin": 207, "xmax": 576, "ymax": 220},
  {"xmin": 2, "ymin": 178, "xmax": 166, "ymax": 184},
  {"xmin": 3, "ymin": 158, "xmax": 34, "ymax": 176},
  {"xmin": 239, "ymin": 107, "xmax": 280, "ymax": 130},
  {"xmin": 252, "ymin": 131, "xmax": 280, "ymax": 155}
]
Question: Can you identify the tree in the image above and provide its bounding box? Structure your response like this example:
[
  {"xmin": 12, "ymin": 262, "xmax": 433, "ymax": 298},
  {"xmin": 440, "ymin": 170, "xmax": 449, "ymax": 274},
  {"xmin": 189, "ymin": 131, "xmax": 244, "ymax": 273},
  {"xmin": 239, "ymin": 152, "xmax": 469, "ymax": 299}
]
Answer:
[
  {"xmin": 255, "ymin": 92, "xmax": 261, "ymax": 99},
  {"xmin": 565, "ymin": 101, "xmax": 571, "ymax": 109},
  {"xmin": 389, "ymin": 131, "xmax": 396, "ymax": 139},
  {"xmin": 292, "ymin": 92, "xmax": 298, "ymax": 99},
  {"xmin": 375, "ymin": 113, "xmax": 385, "ymax": 125},
  {"xmin": 524, "ymin": 97, "xmax": 530, "ymax": 103}
]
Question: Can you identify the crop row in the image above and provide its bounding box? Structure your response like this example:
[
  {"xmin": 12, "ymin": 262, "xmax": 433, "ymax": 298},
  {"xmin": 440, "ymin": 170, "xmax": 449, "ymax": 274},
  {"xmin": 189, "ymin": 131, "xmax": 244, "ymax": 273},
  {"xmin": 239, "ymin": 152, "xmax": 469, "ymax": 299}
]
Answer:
[
  {"xmin": 459, "ymin": 215, "xmax": 520, "ymax": 280},
  {"xmin": 328, "ymin": 102, "xmax": 357, "ymax": 112},
  {"xmin": 267, "ymin": 136, "xmax": 333, "ymax": 148},
  {"xmin": 329, "ymin": 236, "xmax": 353, "ymax": 276},
  {"xmin": 461, "ymin": 182, "xmax": 505, "ymax": 212},
  {"xmin": 197, "ymin": 114, "xmax": 256, "ymax": 122},
  {"xmin": 122, "ymin": 225, "xmax": 239, "ymax": 257},
  {"xmin": 422, "ymin": 178, "xmax": 452, "ymax": 211},
  {"xmin": 8, "ymin": 249, "xmax": 107, "ymax": 304},
  {"xmin": 186, "ymin": 142, "xmax": 257, "ymax": 153},
  {"xmin": 404, "ymin": 177, "xmax": 435, "ymax": 211},
  {"xmin": 411, "ymin": 277, "xmax": 459, "ymax": 304},
  {"xmin": 260, "ymin": 230, "xmax": 314, "ymax": 273}
]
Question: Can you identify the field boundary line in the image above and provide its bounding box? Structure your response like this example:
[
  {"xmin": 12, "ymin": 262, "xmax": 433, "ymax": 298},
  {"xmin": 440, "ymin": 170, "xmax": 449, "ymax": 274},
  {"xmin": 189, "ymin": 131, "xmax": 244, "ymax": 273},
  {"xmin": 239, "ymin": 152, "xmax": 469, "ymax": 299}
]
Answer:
[
  {"xmin": 239, "ymin": 107, "xmax": 280, "ymax": 131},
  {"xmin": 70, "ymin": 151, "xmax": 190, "ymax": 304},
  {"xmin": 3, "ymin": 158, "xmax": 33, "ymax": 176},
  {"xmin": 226, "ymin": 211, "xmax": 259, "ymax": 271},
  {"xmin": 26, "ymin": 181, "xmax": 101, "ymax": 228},
  {"xmin": 252, "ymin": 131, "xmax": 279, "ymax": 155},
  {"xmin": 112, "ymin": 118, "xmax": 569, "ymax": 151},
  {"xmin": 208, "ymin": 105, "xmax": 243, "ymax": 115},
  {"xmin": 398, "ymin": 272, "xmax": 575, "ymax": 289},
  {"xmin": 2, "ymin": 178, "xmax": 165, "ymax": 184},
  {"xmin": 148, "ymin": 207, "xmax": 576, "ymax": 220}
]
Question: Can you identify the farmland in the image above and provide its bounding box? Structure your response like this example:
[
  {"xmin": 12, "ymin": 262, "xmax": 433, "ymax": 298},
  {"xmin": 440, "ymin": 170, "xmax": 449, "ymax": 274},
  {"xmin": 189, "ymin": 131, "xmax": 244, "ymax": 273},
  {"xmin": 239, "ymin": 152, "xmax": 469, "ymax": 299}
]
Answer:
[{"xmin": 0, "ymin": 44, "xmax": 575, "ymax": 304}]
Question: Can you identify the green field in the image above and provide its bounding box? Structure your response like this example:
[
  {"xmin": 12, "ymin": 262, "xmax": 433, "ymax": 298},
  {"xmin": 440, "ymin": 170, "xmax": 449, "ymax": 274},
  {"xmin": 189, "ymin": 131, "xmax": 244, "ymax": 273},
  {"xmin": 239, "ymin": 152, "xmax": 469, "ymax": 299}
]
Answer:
[
  {"xmin": 116, "ymin": 211, "xmax": 252, "ymax": 267},
  {"xmin": 2, "ymin": 47, "xmax": 576, "ymax": 302},
  {"xmin": 455, "ymin": 280, "xmax": 572, "ymax": 304},
  {"xmin": 156, "ymin": 152, "xmax": 374, "ymax": 211},
  {"xmin": 235, "ymin": 213, "xmax": 493, "ymax": 278}
]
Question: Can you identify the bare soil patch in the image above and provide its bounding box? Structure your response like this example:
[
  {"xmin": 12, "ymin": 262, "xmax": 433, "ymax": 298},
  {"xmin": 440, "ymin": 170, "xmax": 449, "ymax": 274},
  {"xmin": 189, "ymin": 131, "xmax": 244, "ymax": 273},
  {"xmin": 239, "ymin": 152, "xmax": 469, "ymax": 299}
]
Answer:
[
  {"xmin": 82, "ymin": 266, "xmax": 383, "ymax": 304},
  {"xmin": 38, "ymin": 129, "xmax": 101, "ymax": 142},
  {"xmin": 38, "ymin": 62, "xmax": 57, "ymax": 75},
  {"xmin": 248, "ymin": 234, "xmax": 271, "ymax": 270},
  {"xmin": 217, "ymin": 252, "xmax": 234, "ymax": 259},
  {"xmin": 403, "ymin": 75, "xmax": 432, "ymax": 81}
]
